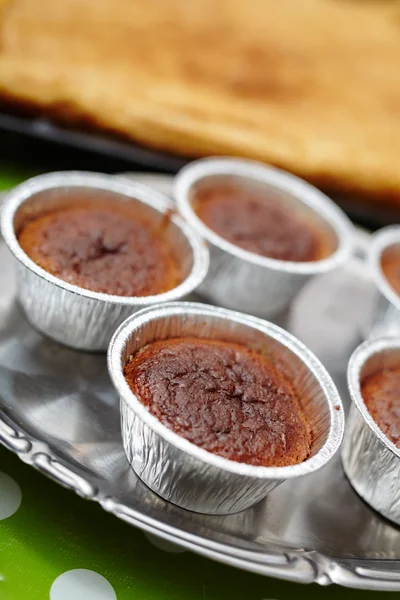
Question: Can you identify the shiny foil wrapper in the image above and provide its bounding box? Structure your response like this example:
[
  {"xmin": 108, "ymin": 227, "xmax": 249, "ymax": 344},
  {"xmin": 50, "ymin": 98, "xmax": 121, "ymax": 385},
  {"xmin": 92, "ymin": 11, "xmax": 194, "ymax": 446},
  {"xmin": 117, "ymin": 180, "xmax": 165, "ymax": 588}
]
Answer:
[
  {"xmin": 108, "ymin": 302, "xmax": 344, "ymax": 514},
  {"xmin": 0, "ymin": 172, "xmax": 209, "ymax": 351},
  {"xmin": 174, "ymin": 158, "xmax": 353, "ymax": 319},
  {"xmin": 342, "ymin": 339, "xmax": 400, "ymax": 525},
  {"xmin": 363, "ymin": 226, "xmax": 400, "ymax": 340}
]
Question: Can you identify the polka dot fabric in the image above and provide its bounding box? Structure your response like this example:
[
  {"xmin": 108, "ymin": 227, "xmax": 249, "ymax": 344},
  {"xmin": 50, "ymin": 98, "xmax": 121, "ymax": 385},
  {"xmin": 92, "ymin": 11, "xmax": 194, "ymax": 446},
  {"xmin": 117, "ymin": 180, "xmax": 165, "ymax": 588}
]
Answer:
[
  {"xmin": 0, "ymin": 472, "xmax": 21, "ymax": 520},
  {"xmin": 50, "ymin": 570, "xmax": 117, "ymax": 600},
  {"xmin": 0, "ymin": 446, "xmax": 391, "ymax": 600}
]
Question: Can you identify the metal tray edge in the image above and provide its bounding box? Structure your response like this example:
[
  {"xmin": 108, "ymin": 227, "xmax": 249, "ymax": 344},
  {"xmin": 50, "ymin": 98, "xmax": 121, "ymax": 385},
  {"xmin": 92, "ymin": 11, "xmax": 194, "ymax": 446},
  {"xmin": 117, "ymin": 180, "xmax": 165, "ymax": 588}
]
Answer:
[{"xmin": 2, "ymin": 411, "xmax": 400, "ymax": 589}]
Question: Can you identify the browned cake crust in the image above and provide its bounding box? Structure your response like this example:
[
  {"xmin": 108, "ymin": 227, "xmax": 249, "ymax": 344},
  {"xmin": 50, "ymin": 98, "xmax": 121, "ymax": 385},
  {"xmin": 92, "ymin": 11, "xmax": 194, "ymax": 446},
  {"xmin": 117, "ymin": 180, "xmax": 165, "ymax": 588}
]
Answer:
[
  {"xmin": 194, "ymin": 184, "xmax": 330, "ymax": 262},
  {"xmin": 1, "ymin": 0, "xmax": 400, "ymax": 207},
  {"xmin": 362, "ymin": 367, "xmax": 400, "ymax": 447},
  {"xmin": 124, "ymin": 337, "xmax": 312, "ymax": 467},
  {"xmin": 381, "ymin": 246, "xmax": 400, "ymax": 298},
  {"xmin": 18, "ymin": 200, "xmax": 179, "ymax": 296}
]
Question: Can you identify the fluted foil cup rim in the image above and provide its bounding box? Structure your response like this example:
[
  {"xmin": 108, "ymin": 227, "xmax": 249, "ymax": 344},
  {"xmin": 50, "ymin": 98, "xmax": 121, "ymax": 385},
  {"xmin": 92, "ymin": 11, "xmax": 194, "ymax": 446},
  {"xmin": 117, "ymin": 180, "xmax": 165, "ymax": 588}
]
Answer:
[
  {"xmin": 174, "ymin": 157, "xmax": 353, "ymax": 275},
  {"xmin": 369, "ymin": 225, "xmax": 400, "ymax": 314},
  {"xmin": 0, "ymin": 171, "xmax": 209, "ymax": 305},
  {"xmin": 347, "ymin": 337, "xmax": 400, "ymax": 459},
  {"xmin": 108, "ymin": 301, "xmax": 344, "ymax": 480}
]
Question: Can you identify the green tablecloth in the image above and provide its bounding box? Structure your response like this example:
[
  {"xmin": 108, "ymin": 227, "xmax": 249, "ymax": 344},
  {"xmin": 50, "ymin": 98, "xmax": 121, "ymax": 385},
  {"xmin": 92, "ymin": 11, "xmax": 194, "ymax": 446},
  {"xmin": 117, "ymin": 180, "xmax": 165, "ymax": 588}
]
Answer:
[
  {"xmin": 0, "ymin": 163, "xmax": 34, "ymax": 191},
  {"xmin": 0, "ymin": 445, "xmax": 390, "ymax": 600}
]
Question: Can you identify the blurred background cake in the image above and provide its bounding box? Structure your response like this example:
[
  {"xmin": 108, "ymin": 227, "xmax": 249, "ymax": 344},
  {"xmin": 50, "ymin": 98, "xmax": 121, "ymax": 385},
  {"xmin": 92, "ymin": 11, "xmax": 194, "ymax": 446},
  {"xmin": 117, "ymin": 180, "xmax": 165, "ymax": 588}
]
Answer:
[{"xmin": 0, "ymin": 0, "xmax": 399, "ymax": 225}]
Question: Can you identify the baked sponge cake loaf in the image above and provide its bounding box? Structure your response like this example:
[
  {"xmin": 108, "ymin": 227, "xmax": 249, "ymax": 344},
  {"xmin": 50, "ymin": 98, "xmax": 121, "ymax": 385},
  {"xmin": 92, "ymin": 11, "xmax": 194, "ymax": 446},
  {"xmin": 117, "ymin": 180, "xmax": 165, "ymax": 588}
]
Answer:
[{"xmin": 0, "ymin": 0, "xmax": 400, "ymax": 207}]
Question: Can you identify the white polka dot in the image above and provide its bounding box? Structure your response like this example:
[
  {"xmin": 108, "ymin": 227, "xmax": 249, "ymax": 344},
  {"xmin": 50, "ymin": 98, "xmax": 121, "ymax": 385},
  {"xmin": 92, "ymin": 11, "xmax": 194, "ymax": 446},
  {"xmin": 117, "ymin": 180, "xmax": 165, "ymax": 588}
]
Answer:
[
  {"xmin": 144, "ymin": 532, "xmax": 186, "ymax": 553},
  {"xmin": 50, "ymin": 570, "xmax": 116, "ymax": 600},
  {"xmin": 0, "ymin": 472, "xmax": 22, "ymax": 520}
]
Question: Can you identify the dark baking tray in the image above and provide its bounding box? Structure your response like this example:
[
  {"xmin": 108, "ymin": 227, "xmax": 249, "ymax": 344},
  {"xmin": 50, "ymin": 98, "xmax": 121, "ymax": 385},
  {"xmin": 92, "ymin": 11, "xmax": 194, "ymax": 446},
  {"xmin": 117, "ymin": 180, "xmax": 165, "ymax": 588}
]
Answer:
[
  {"xmin": 0, "ymin": 109, "xmax": 396, "ymax": 230},
  {"xmin": 0, "ymin": 110, "xmax": 187, "ymax": 173}
]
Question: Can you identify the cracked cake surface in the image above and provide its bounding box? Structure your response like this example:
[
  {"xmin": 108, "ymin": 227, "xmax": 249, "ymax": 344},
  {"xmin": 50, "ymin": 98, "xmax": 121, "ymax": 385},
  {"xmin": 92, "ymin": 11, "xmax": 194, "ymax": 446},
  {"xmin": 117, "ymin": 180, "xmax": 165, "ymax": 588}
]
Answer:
[
  {"xmin": 124, "ymin": 336, "xmax": 312, "ymax": 467},
  {"xmin": 362, "ymin": 366, "xmax": 400, "ymax": 447},
  {"xmin": 17, "ymin": 199, "xmax": 180, "ymax": 296},
  {"xmin": 194, "ymin": 184, "xmax": 331, "ymax": 262},
  {"xmin": 381, "ymin": 245, "xmax": 400, "ymax": 299}
]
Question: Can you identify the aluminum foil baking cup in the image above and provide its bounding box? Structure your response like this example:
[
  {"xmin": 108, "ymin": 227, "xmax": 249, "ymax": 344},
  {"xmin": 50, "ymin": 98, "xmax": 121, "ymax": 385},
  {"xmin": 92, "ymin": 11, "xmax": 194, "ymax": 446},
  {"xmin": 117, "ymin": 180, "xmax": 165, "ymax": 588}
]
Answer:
[
  {"xmin": 363, "ymin": 226, "xmax": 400, "ymax": 340},
  {"xmin": 342, "ymin": 338, "xmax": 400, "ymax": 525},
  {"xmin": 108, "ymin": 302, "xmax": 344, "ymax": 515},
  {"xmin": 174, "ymin": 158, "xmax": 353, "ymax": 319},
  {"xmin": 0, "ymin": 172, "xmax": 209, "ymax": 351}
]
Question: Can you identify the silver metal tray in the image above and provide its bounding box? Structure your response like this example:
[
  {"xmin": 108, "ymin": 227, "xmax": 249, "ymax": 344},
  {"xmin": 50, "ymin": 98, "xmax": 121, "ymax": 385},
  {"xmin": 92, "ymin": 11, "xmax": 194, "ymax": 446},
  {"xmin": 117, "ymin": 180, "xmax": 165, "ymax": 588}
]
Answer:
[{"xmin": 1, "ymin": 173, "xmax": 400, "ymax": 590}]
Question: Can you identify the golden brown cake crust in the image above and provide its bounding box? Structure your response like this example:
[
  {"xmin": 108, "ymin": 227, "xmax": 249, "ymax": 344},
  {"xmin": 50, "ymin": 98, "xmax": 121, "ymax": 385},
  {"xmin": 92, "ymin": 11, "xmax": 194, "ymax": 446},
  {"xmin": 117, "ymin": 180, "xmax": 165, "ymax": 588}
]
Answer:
[
  {"xmin": 1, "ymin": 1, "xmax": 400, "ymax": 205},
  {"xmin": 381, "ymin": 246, "xmax": 400, "ymax": 298},
  {"xmin": 194, "ymin": 184, "xmax": 331, "ymax": 262},
  {"xmin": 125, "ymin": 337, "xmax": 312, "ymax": 467},
  {"xmin": 17, "ymin": 200, "xmax": 179, "ymax": 296},
  {"xmin": 362, "ymin": 367, "xmax": 400, "ymax": 447}
]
